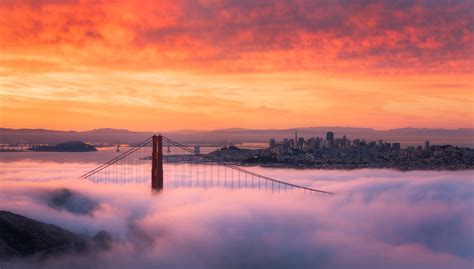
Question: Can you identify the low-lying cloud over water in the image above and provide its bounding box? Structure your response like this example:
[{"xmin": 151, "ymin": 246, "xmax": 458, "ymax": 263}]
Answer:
[{"xmin": 0, "ymin": 161, "xmax": 473, "ymax": 269}]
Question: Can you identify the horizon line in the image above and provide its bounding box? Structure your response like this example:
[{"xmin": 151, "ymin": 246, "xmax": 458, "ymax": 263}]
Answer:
[{"xmin": 1, "ymin": 126, "xmax": 474, "ymax": 133}]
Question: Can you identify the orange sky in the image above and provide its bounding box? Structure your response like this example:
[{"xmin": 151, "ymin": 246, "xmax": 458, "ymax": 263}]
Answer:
[{"xmin": 0, "ymin": 0, "xmax": 473, "ymax": 131}]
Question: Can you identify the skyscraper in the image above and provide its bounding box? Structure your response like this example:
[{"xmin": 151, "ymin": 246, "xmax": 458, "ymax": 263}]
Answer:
[
  {"xmin": 294, "ymin": 131, "xmax": 298, "ymax": 149},
  {"xmin": 326, "ymin": 131, "xmax": 334, "ymax": 146},
  {"xmin": 424, "ymin": 141, "xmax": 430, "ymax": 150},
  {"xmin": 298, "ymin": 137, "xmax": 304, "ymax": 150},
  {"xmin": 269, "ymin": 138, "xmax": 276, "ymax": 149}
]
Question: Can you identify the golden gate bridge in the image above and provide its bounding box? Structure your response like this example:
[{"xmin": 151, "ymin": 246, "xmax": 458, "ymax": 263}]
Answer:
[{"xmin": 80, "ymin": 135, "xmax": 334, "ymax": 195}]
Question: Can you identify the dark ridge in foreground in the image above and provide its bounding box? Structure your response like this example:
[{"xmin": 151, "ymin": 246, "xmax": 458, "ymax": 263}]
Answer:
[{"xmin": 0, "ymin": 211, "xmax": 111, "ymax": 260}]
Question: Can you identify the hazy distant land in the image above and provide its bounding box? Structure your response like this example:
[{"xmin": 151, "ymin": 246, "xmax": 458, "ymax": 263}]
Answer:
[{"xmin": 1, "ymin": 127, "xmax": 473, "ymax": 148}]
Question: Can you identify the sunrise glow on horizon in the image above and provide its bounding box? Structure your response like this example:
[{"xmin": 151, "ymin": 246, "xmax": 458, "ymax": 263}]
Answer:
[{"xmin": 0, "ymin": 0, "xmax": 473, "ymax": 131}]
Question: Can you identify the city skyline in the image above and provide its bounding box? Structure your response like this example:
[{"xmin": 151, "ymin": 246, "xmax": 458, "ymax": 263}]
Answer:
[{"xmin": 1, "ymin": 1, "xmax": 473, "ymax": 131}]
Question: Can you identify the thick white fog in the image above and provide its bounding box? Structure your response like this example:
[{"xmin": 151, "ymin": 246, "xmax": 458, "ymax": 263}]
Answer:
[{"xmin": 1, "ymin": 160, "xmax": 473, "ymax": 269}]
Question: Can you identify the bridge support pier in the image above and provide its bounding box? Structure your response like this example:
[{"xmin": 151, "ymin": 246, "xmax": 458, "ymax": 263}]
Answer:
[{"xmin": 152, "ymin": 135, "xmax": 163, "ymax": 190}]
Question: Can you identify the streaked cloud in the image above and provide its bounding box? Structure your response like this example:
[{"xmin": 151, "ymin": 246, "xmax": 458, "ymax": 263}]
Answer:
[{"xmin": 1, "ymin": 0, "xmax": 472, "ymax": 73}]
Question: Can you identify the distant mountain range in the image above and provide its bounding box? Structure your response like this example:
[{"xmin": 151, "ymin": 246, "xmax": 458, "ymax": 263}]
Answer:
[{"xmin": 1, "ymin": 127, "xmax": 473, "ymax": 147}]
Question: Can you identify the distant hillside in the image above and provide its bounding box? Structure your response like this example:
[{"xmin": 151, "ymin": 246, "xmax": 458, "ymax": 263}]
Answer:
[
  {"xmin": 0, "ymin": 128, "xmax": 153, "ymax": 145},
  {"xmin": 0, "ymin": 127, "xmax": 473, "ymax": 147}
]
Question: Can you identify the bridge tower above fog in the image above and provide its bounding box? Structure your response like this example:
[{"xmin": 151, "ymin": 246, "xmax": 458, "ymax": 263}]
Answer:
[{"xmin": 151, "ymin": 135, "xmax": 164, "ymax": 190}]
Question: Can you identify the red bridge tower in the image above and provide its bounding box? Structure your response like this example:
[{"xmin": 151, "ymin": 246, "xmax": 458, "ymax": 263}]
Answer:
[{"xmin": 151, "ymin": 135, "xmax": 163, "ymax": 190}]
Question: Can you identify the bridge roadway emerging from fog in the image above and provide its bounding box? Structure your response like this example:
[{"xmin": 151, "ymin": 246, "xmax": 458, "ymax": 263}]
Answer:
[{"xmin": 80, "ymin": 135, "xmax": 334, "ymax": 195}]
